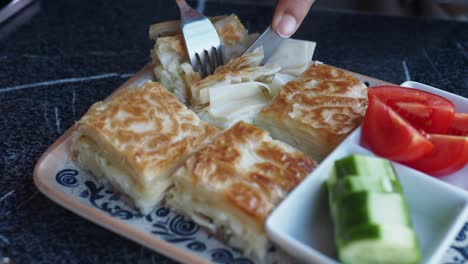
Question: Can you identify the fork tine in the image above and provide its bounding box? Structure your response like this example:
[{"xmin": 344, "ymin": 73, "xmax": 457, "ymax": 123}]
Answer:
[
  {"xmin": 196, "ymin": 52, "xmax": 208, "ymax": 78},
  {"xmin": 190, "ymin": 52, "xmax": 199, "ymax": 73},
  {"xmin": 206, "ymin": 49, "xmax": 216, "ymax": 75},
  {"xmin": 211, "ymin": 47, "xmax": 221, "ymax": 74},
  {"xmin": 176, "ymin": 0, "xmax": 223, "ymax": 76}
]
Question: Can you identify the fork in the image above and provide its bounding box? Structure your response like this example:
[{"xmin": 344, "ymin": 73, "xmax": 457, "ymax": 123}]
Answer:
[{"xmin": 175, "ymin": 0, "xmax": 223, "ymax": 77}]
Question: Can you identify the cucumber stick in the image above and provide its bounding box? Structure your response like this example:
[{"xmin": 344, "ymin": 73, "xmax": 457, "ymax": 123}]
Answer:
[
  {"xmin": 330, "ymin": 175, "xmax": 401, "ymax": 202},
  {"xmin": 327, "ymin": 155, "xmax": 399, "ymax": 186},
  {"xmin": 335, "ymin": 192, "xmax": 411, "ymax": 233},
  {"xmin": 335, "ymin": 155, "xmax": 397, "ymax": 179},
  {"xmin": 327, "ymin": 154, "xmax": 421, "ymax": 264},
  {"xmin": 339, "ymin": 224, "xmax": 421, "ymax": 264}
]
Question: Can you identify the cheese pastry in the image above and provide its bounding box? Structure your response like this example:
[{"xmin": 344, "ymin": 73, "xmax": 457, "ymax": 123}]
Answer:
[
  {"xmin": 151, "ymin": 15, "xmax": 258, "ymax": 104},
  {"xmin": 71, "ymin": 82, "xmax": 219, "ymax": 214},
  {"xmin": 256, "ymin": 62, "xmax": 368, "ymax": 162},
  {"xmin": 166, "ymin": 121, "xmax": 317, "ymax": 261}
]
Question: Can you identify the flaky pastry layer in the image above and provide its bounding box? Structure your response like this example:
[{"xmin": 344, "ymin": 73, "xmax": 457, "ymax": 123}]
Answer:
[
  {"xmin": 166, "ymin": 122, "xmax": 317, "ymax": 260},
  {"xmin": 257, "ymin": 62, "xmax": 368, "ymax": 161},
  {"xmin": 71, "ymin": 82, "xmax": 218, "ymax": 213}
]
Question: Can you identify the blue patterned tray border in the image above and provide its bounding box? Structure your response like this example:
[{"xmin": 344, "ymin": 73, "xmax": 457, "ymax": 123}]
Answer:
[{"xmin": 55, "ymin": 167, "xmax": 468, "ymax": 264}]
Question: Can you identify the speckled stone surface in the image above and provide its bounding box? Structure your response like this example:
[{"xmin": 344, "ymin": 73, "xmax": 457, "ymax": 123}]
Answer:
[{"xmin": 0, "ymin": 0, "xmax": 466, "ymax": 263}]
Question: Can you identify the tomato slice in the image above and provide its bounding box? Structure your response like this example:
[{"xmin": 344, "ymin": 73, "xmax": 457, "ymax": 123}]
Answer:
[
  {"xmin": 362, "ymin": 97, "xmax": 433, "ymax": 162},
  {"xmin": 447, "ymin": 113, "xmax": 468, "ymax": 136},
  {"xmin": 368, "ymin": 86, "xmax": 455, "ymax": 133},
  {"xmin": 404, "ymin": 134, "xmax": 468, "ymax": 177}
]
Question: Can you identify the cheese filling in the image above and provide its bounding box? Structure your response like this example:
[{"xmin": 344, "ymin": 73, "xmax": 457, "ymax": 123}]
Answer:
[
  {"xmin": 254, "ymin": 115, "xmax": 336, "ymax": 162},
  {"xmin": 166, "ymin": 181, "xmax": 269, "ymax": 261},
  {"xmin": 196, "ymin": 81, "xmax": 276, "ymax": 130},
  {"xmin": 72, "ymin": 136, "xmax": 171, "ymax": 214}
]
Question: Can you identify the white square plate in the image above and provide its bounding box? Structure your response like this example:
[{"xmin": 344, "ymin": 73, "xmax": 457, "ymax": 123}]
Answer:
[{"xmin": 266, "ymin": 81, "xmax": 468, "ymax": 264}]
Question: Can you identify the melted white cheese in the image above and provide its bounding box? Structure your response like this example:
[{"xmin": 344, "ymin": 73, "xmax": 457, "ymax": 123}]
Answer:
[
  {"xmin": 166, "ymin": 182, "xmax": 269, "ymax": 261},
  {"xmin": 269, "ymin": 73, "xmax": 296, "ymax": 97},
  {"xmin": 73, "ymin": 136, "xmax": 171, "ymax": 214},
  {"xmin": 197, "ymin": 81, "xmax": 273, "ymax": 129}
]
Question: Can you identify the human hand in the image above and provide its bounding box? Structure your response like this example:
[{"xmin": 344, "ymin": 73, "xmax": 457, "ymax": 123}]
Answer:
[{"xmin": 272, "ymin": 0, "xmax": 315, "ymax": 38}]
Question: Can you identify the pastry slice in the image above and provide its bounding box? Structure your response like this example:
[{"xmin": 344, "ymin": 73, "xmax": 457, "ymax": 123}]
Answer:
[
  {"xmin": 149, "ymin": 15, "xmax": 227, "ymax": 40},
  {"xmin": 151, "ymin": 14, "xmax": 257, "ymax": 105},
  {"xmin": 256, "ymin": 62, "xmax": 368, "ymax": 162},
  {"xmin": 166, "ymin": 121, "xmax": 317, "ymax": 261},
  {"xmin": 211, "ymin": 14, "xmax": 260, "ymax": 63},
  {"xmin": 151, "ymin": 35, "xmax": 200, "ymax": 105},
  {"xmin": 71, "ymin": 82, "xmax": 219, "ymax": 214},
  {"xmin": 189, "ymin": 47, "xmax": 280, "ymax": 129}
]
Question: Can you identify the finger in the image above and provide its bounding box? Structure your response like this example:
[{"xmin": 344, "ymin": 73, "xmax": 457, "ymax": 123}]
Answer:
[{"xmin": 272, "ymin": 0, "xmax": 315, "ymax": 38}]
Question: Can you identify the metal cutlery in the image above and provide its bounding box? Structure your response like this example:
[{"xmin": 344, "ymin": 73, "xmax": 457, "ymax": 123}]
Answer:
[
  {"xmin": 242, "ymin": 25, "xmax": 284, "ymax": 65},
  {"xmin": 175, "ymin": 0, "xmax": 223, "ymax": 77}
]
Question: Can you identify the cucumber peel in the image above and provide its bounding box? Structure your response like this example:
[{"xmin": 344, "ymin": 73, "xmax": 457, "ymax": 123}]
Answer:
[
  {"xmin": 339, "ymin": 224, "xmax": 421, "ymax": 264},
  {"xmin": 336, "ymin": 191, "xmax": 411, "ymax": 233},
  {"xmin": 330, "ymin": 175, "xmax": 401, "ymax": 201},
  {"xmin": 327, "ymin": 154, "xmax": 421, "ymax": 264},
  {"xmin": 328, "ymin": 155, "xmax": 398, "ymax": 185}
]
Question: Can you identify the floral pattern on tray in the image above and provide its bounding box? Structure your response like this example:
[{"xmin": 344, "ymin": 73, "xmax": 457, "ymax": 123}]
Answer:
[
  {"xmin": 444, "ymin": 223, "xmax": 468, "ymax": 264},
  {"xmin": 54, "ymin": 164, "xmax": 289, "ymax": 264},
  {"xmin": 54, "ymin": 164, "xmax": 468, "ymax": 264}
]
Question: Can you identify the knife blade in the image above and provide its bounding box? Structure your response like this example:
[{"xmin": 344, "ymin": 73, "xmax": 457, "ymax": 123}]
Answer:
[{"xmin": 242, "ymin": 25, "xmax": 284, "ymax": 65}]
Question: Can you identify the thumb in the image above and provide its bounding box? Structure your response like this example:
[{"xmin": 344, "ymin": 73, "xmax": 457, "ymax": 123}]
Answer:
[{"xmin": 272, "ymin": 0, "xmax": 315, "ymax": 38}]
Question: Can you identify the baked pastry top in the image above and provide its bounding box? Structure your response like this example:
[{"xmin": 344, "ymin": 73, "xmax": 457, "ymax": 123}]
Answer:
[
  {"xmin": 72, "ymin": 81, "xmax": 219, "ymax": 213},
  {"xmin": 256, "ymin": 62, "xmax": 368, "ymax": 162},
  {"xmin": 70, "ymin": 13, "xmax": 370, "ymax": 262},
  {"xmin": 166, "ymin": 121, "xmax": 317, "ymax": 260}
]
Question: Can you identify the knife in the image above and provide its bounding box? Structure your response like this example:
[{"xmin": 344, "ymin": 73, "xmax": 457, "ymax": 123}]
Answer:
[{"xmin": 242, "ymin": 25, "xmax": 284, "ymax": 65}]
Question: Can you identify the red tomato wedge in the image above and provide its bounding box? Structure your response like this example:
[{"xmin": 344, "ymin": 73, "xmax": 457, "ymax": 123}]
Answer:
[
  {"xmin": 368, "ymin": 86, "xmax": 455, "ymax": 133},
  {"xmin": 404, "ymin": 134, "xmax": 468, "ymax": 177},
  {"xmin": 447, "ymin": 113, "xmax": 468, "ymax": 136},
  {"xmin": 362, "ymin": 97, "xmax": 434, "ymax": 162}
]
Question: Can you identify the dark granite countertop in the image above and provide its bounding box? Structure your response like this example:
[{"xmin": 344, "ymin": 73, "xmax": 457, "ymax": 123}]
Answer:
[{"xmin": 0, "ymin": 0, "xmax": 467, "ymax": 263}]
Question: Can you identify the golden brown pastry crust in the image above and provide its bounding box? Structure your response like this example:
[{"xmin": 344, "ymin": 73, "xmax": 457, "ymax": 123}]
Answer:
[
  {"xmin": 151, "ymin": 15, "xmax": 247, "ymax": 65},
  {"xmin": 214, "ymin": 47, "xmax": 263, "ymax": 73},
  {"xmin": 258, "ymin": 62, "xmax": 368, "ymax": 161},
  {"xmin": 75, "ymin": 82, "xmax": 219, "ymax": 190},
  {"xmin": 174, "ymin": 121, "xmax": 316, "ymax": 224},
  {"xmin": 149, "ymin": 15, "xmax": 230, "ymax": 40},
  {"xmin": 212, "ymin": 14, "xmax": 247, "ymax": 45}
]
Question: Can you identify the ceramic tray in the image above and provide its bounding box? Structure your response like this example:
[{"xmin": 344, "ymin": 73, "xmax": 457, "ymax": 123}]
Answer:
[{"xmin": 34, "ymin": 64, "xmax": 468, "ymax": 264}]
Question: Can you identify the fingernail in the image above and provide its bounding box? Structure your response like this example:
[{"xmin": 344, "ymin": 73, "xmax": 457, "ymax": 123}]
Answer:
[{"xmin": 277, "ymin": 14, "xmax": 297, "ymax": 38}]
